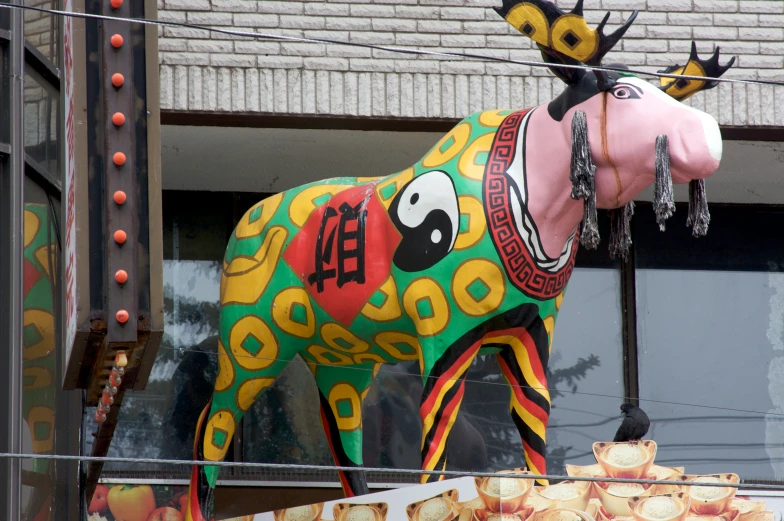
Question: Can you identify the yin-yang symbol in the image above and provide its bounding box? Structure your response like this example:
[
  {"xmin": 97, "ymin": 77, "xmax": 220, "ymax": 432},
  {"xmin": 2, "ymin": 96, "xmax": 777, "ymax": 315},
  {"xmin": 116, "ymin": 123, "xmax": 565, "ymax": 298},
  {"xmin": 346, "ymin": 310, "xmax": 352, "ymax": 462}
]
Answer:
[{"xmin": 388, "ymin": 170, "xmax": 460, "ymax": 272}]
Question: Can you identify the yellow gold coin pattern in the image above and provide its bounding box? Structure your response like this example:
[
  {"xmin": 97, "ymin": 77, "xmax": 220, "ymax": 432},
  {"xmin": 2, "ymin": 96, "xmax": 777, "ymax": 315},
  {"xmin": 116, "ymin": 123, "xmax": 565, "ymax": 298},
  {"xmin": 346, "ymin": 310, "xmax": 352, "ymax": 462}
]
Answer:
[
  {"xmin": 237, "ymin": 377, "xmax": 276, "ymax": 412},
  {"xmin": 289, "ymin": 184, "xmax": 354, "ymax": 228},
  {"xmin": 307, "ymin": 344, "xmax": 353, "ymax": 366},
  {"xmin": 550, "ymin": 14, "xmax": 598, "ymax": 62},
  {"xmin": 23, "ymin": 310, "xmax": 55, "ymax": 360},
  {"xmin": 451, "ymin": 259, "xmax": 506, "ymax": 317},
  {"xmin": 353, "ymin": 353, "xmax": 387, "ymax": 365},
  {"xmin": 228, "ymin": 315, "xmax": 279, "ymax": 371},
  {"xmin": 24, "ymin": 210, "xmax": 40, "ymax": 248},
  {"xmin": 235, "ymin": 192, "xmax": 284, "ymax": 239},
  {"xmin": 204, "ymin": 410, "xmax": 236, "ymax": 461},
  {"xmin": 214, "ymin": 340, "xmax": 235, "ymax": 392},
  {"xmin": 272, "ymin": 287, "xmax": 316, "ymax": 339},
  {"xmin": 458, "ymin": 133, "xmax": 495, "ymax": 181},
  {"xmin": 34, "ymin": 245, "xmax": 56, "ymax": 276},
  {"xmin": 505, "ymin": 3, "xmax": 548, "ymax": 46},
  {"xmin": 660, "ymin": 61, "xmax": 707, "ymax": 101},
  {"xmin": 23, "ymin": 367, "xmax": 53, "ymax": 390},
  {"xmin": 421, "ymin": 123, "xmax": 472, "ymax": 168},
  {"xmin": 503, "ymin": 3, "xmax": 600, "ymax": 64},
  {"xmin": 543, "ymin": 315, "xmax": 556, "ymax": 351},
  {"xmin": 478, "ymin": 109, "xmax": 513, "ymax": 128},
  {"xmin": 402, "ymin": 278, "xmax": 450, "ymax": 338},
  {"xmin": 454, "ymin": 195, "xmax": 487, "ymax": 250},
  {"xmin": 374, "ymin": 331, "xmax": 423, "ymax": 373},
  {"xmin": 328, "ymin": 383, "xmax": 362, "ymax": 431},
  {"xmin": 360, "ymin": 275, "xmax": 402, "ymax": 322},
  {"xmin": 321, "ymin": 323, "xmax": 370, "ymax": 354},
  {"xmin": 27, "ymin": 406, "xmax": 55, "ymax": 453},
  {"xmin": 555, "ymin": 290, "xmax": 566, "ymax": 311}
]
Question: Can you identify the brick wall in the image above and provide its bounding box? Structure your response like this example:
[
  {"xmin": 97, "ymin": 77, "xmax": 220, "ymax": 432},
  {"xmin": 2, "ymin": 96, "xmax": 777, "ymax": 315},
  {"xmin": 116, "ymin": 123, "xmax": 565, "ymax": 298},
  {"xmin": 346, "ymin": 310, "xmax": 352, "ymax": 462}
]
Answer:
[{"xmin": 157, "ymin": 0, "xmax": 784, "ymax": 126}]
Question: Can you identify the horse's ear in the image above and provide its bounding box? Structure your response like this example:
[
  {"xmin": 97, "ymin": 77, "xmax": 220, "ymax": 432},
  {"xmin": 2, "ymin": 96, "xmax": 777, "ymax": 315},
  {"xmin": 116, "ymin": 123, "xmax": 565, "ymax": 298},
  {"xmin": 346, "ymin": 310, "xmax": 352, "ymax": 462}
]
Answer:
[
  {"xmin": 658, "ymin": 41, "xmax": 736, "ymax": 101},
  {"xmin": 494, "ymin": 0, "xmax": 637, "ymax": 87}
]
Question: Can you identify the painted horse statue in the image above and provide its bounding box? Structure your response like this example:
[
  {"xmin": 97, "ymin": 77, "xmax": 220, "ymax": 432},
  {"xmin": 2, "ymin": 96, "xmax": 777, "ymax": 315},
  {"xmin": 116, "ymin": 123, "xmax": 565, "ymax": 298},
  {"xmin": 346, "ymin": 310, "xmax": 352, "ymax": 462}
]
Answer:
[{"xmin": 185, "ymin": 1, "xmax": 734, "ymax": 519}]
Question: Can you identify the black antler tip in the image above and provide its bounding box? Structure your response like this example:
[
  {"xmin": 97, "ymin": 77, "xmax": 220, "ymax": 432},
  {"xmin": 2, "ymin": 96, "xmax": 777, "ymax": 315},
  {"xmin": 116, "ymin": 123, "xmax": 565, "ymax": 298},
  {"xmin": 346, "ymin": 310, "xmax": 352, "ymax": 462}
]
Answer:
[{"xmin": 572, "ymin": 0, "xmax": 584, "ymax": 16}]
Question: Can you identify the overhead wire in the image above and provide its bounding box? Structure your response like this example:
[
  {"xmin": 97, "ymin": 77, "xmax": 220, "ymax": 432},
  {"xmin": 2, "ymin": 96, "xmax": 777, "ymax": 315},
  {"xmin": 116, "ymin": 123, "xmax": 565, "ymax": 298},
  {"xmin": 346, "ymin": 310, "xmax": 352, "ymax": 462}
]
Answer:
[
  {"xmin": 3, "ymin": 451, "xmax": 784, "ymax": 491},
  {"xmin": 2, "ymin": 2, "xmax": 784, "ymax": 89}
]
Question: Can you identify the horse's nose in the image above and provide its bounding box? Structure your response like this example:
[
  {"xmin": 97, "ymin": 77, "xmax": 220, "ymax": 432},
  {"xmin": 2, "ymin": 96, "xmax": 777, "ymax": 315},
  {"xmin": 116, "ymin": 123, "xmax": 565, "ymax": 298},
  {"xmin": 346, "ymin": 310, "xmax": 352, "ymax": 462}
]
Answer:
[{"xmin": 698, "ymin": 110, "xmax": 722, "ymax": 162}]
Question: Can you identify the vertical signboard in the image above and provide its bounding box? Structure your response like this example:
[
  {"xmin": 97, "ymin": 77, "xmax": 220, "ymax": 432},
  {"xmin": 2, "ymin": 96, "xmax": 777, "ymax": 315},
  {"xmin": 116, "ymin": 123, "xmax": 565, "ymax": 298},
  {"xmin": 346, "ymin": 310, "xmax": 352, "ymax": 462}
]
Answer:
[{"xmin": 63, "ymin": 0, "xmax": 77, "ymax": 368}]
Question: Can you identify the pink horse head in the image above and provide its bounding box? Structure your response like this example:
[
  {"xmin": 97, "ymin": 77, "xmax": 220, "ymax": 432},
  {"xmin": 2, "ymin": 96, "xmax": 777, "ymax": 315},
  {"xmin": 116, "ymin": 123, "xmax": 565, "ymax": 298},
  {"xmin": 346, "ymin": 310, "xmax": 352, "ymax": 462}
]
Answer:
[{"xmin": 496, "ymin": 0, "xmax": 735, "ymax": 257}]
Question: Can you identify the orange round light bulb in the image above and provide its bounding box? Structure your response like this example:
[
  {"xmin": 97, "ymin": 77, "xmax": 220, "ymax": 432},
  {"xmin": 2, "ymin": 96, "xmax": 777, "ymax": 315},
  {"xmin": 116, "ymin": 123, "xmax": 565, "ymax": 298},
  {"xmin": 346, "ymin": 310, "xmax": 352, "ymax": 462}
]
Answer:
[
  {"xmin": 113, "ymin": 152, "xmax": 126, "ymax": 166},
  {"xmin": 113, "ymin": 190, "xmax": 127, "ymax": 205},
  {"xmin": 110, "ymin": 0, "xmax": 123, "ymax": 8},
  {"xmin": 111, "ymin": 73, "xmax": 124, "ymax": 87},
  {"xmin": 113, "ymin": 230, "xmax": 127, "ymax": 244},
  {"xmin": 116, "ymin": 310, "xmax": 129, "ymax": 323},
  {"xmin": 110, "ymin": 34, "xmax": 123, "ymax": 48},
  {"xmin": 115, "ymin": 270, "xmax": 128, "ymax": 284},
  {"xmin": 112, "ymin": 112, "xmax": 125, "ymax": 126}
]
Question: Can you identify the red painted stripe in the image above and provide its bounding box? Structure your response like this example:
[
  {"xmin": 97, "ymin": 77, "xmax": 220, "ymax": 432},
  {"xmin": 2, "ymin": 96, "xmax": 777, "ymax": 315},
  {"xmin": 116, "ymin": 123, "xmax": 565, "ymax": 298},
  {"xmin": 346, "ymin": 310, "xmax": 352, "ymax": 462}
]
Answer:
[
  {"xmin": 497, "ymin": 357, "xmax": 549, "ymax": 426},
  {"xmin": 319, "ymin": 409, "xmax": 354, "ymax": 496},
  {"xmin": 522, "ymin": 439, "xmax": 546, "ymax": 475},
  {"xmin": 423, "ymin": 381, "xmax": 466, "ymax": 469},
  {"xmin": 490, "ymin": 327, "xmax": 547, "ymax": 387},
  {"xmin": 420, "ymin": 341, "xmax": 481, "ymax": 419}
]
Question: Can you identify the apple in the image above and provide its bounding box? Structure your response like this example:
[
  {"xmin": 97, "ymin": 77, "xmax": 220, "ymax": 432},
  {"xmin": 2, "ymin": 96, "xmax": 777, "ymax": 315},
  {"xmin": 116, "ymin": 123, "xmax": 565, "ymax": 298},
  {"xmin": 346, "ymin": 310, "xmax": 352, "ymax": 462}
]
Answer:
[
  {"xmin": 108, "ymin": 485, "xmax": 157, "ymax": 521},
  {"xmin": 89, "ymin": 485, "xmax": 110, "ymax": 513},
  {"xmin": 177, "ymin": 494, "xmax": 188, "ymax": 516},
  {"xmin": 147, "ymin": 507, "xmax": 184, "ymax": 521}
]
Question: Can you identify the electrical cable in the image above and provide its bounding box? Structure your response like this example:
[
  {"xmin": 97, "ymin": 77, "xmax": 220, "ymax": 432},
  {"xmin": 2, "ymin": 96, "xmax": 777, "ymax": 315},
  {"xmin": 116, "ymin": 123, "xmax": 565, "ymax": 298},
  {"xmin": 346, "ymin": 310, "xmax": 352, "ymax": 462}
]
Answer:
[
  {"xmin": 2, "ymin": 451, "xmax": 784, "ymax": 491},
  {"xmin": 153, "ymin": 343, "xmax": 784, "ymax": 419},
  {"xmin": 2, "ymin": 2, "xmax": 783, "ymax": 89}
]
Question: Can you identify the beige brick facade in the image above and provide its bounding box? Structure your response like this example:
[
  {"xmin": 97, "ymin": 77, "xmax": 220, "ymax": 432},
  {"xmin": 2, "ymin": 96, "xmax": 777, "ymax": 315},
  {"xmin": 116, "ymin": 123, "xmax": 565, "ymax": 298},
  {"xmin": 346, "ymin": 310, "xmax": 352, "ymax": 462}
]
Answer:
[{"xmin": 158, "ymin": 0, "xmax": 784, "ymax": 126}]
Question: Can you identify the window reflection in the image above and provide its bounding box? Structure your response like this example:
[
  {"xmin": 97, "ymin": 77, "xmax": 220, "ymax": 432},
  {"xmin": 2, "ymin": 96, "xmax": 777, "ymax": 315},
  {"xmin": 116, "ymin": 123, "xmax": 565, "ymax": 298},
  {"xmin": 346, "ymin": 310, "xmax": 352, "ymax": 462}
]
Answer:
[
  {"xmin": 24, "ymin": 0, "xmax": 59, "ymax": 67},
  {"xmin": 637, "ymin": 269, "xmax": 784, "ymax": 480},
  {"xmin": 23, "ymin": 69, "xmax": 59, "ymax": 176},
  {"xmin": 88, "ymin": 192, "xmax": 231, "ymax": 476},
  {"xmin": 22, "ymin": 179, "xmax": 60, "ymax": 521}
]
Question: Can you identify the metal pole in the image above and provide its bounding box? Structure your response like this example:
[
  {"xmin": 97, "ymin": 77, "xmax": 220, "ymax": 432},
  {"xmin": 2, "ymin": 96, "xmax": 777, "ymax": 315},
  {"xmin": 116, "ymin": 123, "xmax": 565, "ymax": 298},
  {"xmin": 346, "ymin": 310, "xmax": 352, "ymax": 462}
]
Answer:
[{"xmin": 5, "ymin": 5, "xmax": 25, "ymax": 520}]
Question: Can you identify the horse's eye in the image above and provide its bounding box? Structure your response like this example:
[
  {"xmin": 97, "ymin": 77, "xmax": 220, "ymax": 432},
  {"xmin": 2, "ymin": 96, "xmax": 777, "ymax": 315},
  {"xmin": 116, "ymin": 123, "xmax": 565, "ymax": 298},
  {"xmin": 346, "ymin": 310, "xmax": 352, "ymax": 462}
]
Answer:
[{"xmin": 611, "ymin": 86, "xmax": 640, "ymax": 100}]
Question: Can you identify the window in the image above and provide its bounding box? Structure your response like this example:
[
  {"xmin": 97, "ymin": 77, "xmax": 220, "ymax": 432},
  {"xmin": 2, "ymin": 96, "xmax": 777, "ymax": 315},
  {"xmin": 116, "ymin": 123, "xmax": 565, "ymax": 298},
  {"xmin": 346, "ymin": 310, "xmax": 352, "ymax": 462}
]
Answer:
[{"xmin": 634, "ymin": 203, "xmax": 784, "ymax": 480}]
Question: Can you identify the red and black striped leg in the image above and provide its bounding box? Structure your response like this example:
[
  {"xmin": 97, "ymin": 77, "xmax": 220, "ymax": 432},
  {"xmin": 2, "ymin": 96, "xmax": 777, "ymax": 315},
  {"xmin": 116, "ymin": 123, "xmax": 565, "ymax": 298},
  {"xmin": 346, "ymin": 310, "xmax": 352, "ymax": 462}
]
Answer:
[
  {"xmin": 317, "ymin": 390, "xmax": 369, "ymax": 498},
  {"xmin": 419, "ymin": 339, "xmax": 482, "ymax": 484},
  {"xmin": 185, "ymin": 400, "xmax": 215, "ymax": 521},
  {"xmin": 490, "ymin": 322, "xmax": 551, "ymax": 485}
]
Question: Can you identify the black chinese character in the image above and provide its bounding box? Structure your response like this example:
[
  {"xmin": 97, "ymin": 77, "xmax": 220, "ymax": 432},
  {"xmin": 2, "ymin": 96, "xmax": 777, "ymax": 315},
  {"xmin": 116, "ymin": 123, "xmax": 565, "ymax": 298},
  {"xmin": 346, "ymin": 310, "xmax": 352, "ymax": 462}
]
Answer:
[{"xmin": 307, "ymin": 201, "xmax": 367, "ymax": 293}]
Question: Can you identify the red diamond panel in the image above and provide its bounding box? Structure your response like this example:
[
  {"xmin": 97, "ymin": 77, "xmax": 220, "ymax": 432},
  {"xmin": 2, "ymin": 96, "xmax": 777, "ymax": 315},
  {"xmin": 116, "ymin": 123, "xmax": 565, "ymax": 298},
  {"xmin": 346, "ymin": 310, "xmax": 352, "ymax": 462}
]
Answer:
[{"xmin": 283, "ymin": 184, "xmax": 402, "ymax": 326}]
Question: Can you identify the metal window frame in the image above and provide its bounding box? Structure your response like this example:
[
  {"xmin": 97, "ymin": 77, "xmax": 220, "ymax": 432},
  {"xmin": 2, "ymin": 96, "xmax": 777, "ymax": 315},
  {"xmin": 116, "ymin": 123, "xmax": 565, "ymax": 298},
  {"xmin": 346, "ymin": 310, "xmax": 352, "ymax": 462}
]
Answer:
[
  {"xmin": 0, "ymin": 6, "xmax": 26, "ymax": 520},
  {"xmin": 0, "ymin": 2, "xmax": 82, "ymax": 519}
]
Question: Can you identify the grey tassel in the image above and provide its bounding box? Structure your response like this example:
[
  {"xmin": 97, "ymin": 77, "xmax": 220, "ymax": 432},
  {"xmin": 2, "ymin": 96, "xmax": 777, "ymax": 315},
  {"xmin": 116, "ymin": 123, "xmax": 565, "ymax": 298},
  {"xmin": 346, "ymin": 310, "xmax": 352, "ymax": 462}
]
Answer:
[
  {"xmin": 581, "ymin": 188, "xmax": 600, "ymax": 249},
  {"xmin": 653, "ymin": 135, "xmax": 675, "ymax": 232},
  {"xmin": 609, "ymin": 202, "xmax": 635, "ymax": 260},
  {"xmin": 570, "ymin": 110, "xmax": 599, "ymax": 249},
  {"xmin": 687, "ymin": 179, "xmax": 710, "ymax": 237},
  {"xmin": 570, "ymin": 110, "xmax": 594, "ymax": 201}
]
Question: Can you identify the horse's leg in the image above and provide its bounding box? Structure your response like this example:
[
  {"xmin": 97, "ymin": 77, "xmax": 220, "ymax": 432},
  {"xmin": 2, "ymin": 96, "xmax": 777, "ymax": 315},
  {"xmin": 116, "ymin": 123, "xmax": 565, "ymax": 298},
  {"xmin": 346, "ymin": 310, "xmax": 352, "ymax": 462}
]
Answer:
[
  {"xmin": 489, "ymin": 320, "xmax": 551, "ymax": 486},
  {"xmin": 309, "ymin": 362, "xmax": 379, "ymax": 497},
  {"xmin": 419, "ymin": 337, "xmax": 482, "ymax": 484},
  {"xmin": 185, "ymin": 330, "xmax": 289, "ymax": 521}
]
